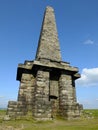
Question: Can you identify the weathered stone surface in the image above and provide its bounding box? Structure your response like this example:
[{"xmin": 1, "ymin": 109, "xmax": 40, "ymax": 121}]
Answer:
[
  {"xmin": 7, "ymin": 6, "xmax": 83, "ymax": 120},
  {"xmin": 36, "ymin": 6, "xmax": 61, "ymax": 62},
  {"xmin": 32, "ymin": 70, "xmax": 51, "ymax": 119},
  {"xmin": 3, "ymin": 115, "xmax": 11, "ymax": 121}
]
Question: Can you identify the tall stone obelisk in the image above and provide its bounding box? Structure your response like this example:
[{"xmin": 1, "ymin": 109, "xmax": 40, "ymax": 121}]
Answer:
[
  {"xmin": 36, "ymin": 6, "xmax": 61, "ymax": 62},
  {"xmin": 7, "ymin": 6, "xmax": 83, "ymax": 120}
]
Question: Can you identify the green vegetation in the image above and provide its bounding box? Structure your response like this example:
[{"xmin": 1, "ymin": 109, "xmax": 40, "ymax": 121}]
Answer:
[
  {"xmin": 0, "ymin": 109, "xmax": 98, "ymax": 130},
  {"xmin": 83, "ymin": 109, "xmax": 98, "ymax": 118},
  {"xmin": 0, "ymin": 109, "xmax": 6, "ymax": 115},
  {"xmin": 0, "ymin": 109, "xmax": 6, "ymax": 123}
]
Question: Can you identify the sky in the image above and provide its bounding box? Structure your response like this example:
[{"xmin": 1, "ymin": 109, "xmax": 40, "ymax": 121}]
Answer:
[{"xmin": 0, "ymin": 0, "xmax": 98, "ymax": 109}]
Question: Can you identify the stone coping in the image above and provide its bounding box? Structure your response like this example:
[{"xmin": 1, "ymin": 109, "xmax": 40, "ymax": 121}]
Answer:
[{"xmin": 18, "ymin": 60, "xmax": 79, "ymax": 73}]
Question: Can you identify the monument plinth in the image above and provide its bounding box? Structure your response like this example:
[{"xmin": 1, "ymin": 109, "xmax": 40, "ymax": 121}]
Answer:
[{"xmin": 7, "ymin": 6, "xmax": 83, "ymax": 120}]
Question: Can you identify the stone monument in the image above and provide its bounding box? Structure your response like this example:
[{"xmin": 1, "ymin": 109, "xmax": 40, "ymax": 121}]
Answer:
[{"xmin": 7, "ymin": 6, "xmax": 83, "ymax": 120}]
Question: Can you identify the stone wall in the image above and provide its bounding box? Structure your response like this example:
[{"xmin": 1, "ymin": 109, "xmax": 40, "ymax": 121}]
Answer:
[
  {"xmin": 59, "ymin": 72, "xmax": 82, "ymax": 119},
  {"xmin": 33, "ymin": 70, "xmax": 52, "ymax": 120},
  {"xmin": 7, "ymin": 73, "xmax": 35, "ymax": 117},
  {"xmin": 7, "ymin": 68, "xmax": 82, "ymax": 119},
  {"xmin": 18, "ymin": 73, "xmax": 35, "ymax": 111},
  {"xmin": 7, "ymin": 101, "xmax": 27, "ymax": 118}
]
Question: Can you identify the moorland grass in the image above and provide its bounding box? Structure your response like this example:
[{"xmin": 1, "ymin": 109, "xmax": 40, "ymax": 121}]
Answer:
[
  {"xmin": 0, "ymin": 109, "xmax": 98, "ymax": 130},
  {"xmin": 84, "ymin": 109, "xmax": 98, "ymax": 118}
]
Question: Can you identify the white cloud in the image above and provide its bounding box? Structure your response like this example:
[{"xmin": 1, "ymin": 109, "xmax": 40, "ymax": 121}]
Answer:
[
  {"xmin": 84, "ymin": 39, "xmax": 94, "ymax": 45},
  {"xmin": 76, "ymin": 68, "xmax": 98, "ymax": 87}
]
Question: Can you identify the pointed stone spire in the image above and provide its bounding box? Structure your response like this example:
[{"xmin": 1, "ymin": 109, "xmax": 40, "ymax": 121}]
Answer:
[{"xmin": 36, "ymin": 6, "xmax": 61, "ymax": 62}]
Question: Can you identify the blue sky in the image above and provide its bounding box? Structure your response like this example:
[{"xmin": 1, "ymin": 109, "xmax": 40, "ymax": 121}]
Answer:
[{"xmin": 0, "ymin": 0, "xmax": 98, "ymax": 109}]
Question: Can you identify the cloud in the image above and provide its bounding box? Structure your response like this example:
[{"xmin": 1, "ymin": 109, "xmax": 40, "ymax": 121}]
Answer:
[
  {"xmin": 76, "ymin": 68, "xmax": 98, "ymax": 87},
  {"xmin": 83, "ymin": 39, "xmax": 94, "ymax": 45}
]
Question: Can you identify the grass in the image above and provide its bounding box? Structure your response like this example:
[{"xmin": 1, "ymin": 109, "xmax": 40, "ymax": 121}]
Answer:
[
  {"xmin": 21, "ymin": 119, "xmax": 98, "ymax": 130},
  {"xmin": 0, "ymin": 109, "xmax": 98, "ymax": 130},
  {"xmin": 83, "ymin": 109, "xmax": 98, "ymax": 118},
  {"xmin": 0, "ymin": 109, "xmax": 6, "ymax": 115}
]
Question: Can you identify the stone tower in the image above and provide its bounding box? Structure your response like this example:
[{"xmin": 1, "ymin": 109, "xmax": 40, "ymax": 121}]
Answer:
[{"xmin": 7, "ymin": 6, "xmax": 83, "ymax": 120}]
